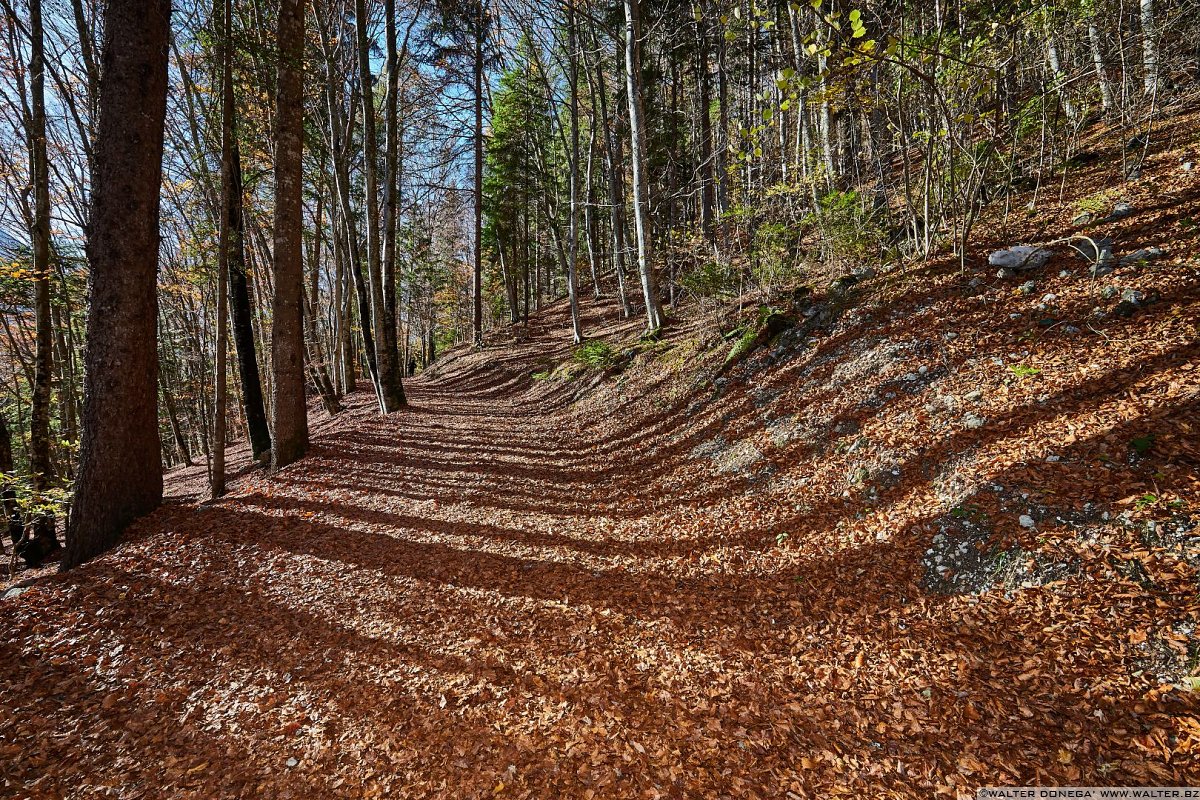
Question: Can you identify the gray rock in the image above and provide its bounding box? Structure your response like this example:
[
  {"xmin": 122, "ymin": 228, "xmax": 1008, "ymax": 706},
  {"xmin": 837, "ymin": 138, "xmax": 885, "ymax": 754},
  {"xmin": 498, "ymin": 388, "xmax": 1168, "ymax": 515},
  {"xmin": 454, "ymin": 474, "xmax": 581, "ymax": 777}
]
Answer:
[
  {"xmin": 1019, "ymin": 280, "xmax": 1038, "ymax": 295},
  {"xmin": 1120, "ymin": 288, "xmax": 1144, "ymax": 305},
  {"xmin": 3, "ymin": 586, "xmax": 29, "ymax": 600},
  {"xmin": 1183, "ymin": 161, "xmax": 1195, "ymax": 172},
  {"xmin": 989, "ymin": 246, "xmax": 1052, "ymax": 271},
  {"xmin": 1100, "ymin": 286, "xmax": 1119, "ymax": 300},
  {"xmin": 286, "ymin": 758, "xmax": 299, "ymax": 769},
  {"xmin": 962, "ymin": 413, "xmax": 986, "ymax": 430},
  {"xmin": 1091, "ymin": 263, "xmax": 1114, "ymax": 277},
  {"xmin": 1106, "ymin": 201, "xmax": 1135, "ymax": 221},
  {"xmin": 1019, "ymin": 514, "xmax": 1036, "ymax": 528},
  {"xmin": 1119, "ymin": 247, "xmax": 1165, "ymax": 267},
  {"xmin": 1072, "ymin": 211, "xmax": 1094, "ymax": 226},
  {"xmin": 965, "ymin": 389, "xmax": 983, "ymax": 402},
  {"xmin": 1040, "ymin": 293, "xmax": 1057, "ymax": 304},
  {"xmin": 996, "ymin": 268, "xmax": 1016, "ymax": 279}
]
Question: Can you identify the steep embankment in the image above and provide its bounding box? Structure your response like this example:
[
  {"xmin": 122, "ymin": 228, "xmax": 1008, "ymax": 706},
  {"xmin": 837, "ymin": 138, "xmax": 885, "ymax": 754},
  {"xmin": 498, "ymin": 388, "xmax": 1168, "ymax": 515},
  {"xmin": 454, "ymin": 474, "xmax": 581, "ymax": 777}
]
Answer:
[{"xmin": 2, "ymin": 110, "xmax": 1199, "ymax": 797}]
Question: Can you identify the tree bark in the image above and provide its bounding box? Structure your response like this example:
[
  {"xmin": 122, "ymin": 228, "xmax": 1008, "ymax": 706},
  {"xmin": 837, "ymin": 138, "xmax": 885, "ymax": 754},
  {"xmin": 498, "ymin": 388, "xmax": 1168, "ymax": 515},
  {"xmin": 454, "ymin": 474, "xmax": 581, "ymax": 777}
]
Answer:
[
  {"xmin": 472, "ymin": 0, "xmax": 485, "ymax": 348},
  {"xmin": 354, "ymin": 0, "xmax": 404, "ymax": 412},
  {"xmin": 212, "ymin": 0, "xmax": 233, "ymax": 498},
  {"xmin": 565, "ymin": 0, "xmax": 583, "ymax": 343},
  {"xmin": 270, "ymin": 0, "xmax": 308, "ymax": 468},
  {"xmin": 64, "ymin": 0, "xmax": 170, "ymax": 569},
  {"xmin": 623, "ymin": 0, "xmax": 664, "ymax": 332},
  {"xmin": 28, "ymin": 0, "xmax": 57, "ymax": 545},
  {"xmin": 227, "ymin": 136, "xmax": 272, "ymax": 460},
  {"xmin": 382, "ymin": 0, "xmax": 407, "ymax": 406}
]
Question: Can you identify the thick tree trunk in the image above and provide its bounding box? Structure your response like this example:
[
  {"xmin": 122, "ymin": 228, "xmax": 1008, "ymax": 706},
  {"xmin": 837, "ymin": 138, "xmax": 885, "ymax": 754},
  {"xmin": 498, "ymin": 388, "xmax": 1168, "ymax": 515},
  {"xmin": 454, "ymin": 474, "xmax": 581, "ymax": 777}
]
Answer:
[
  {"xmin": 623, "ymin": 0, "xmax": 664, "ymax": 332},
  {"xmin": 270, "ymin": 0, "xmax": 308, "ymax": 468},
  {"xmin": 381, "ymin": 0, "xmax": 407, "ymax": 407},
  {"xmin": 64, "ymin": 0, "xmax": 170, "ymax": 569}
]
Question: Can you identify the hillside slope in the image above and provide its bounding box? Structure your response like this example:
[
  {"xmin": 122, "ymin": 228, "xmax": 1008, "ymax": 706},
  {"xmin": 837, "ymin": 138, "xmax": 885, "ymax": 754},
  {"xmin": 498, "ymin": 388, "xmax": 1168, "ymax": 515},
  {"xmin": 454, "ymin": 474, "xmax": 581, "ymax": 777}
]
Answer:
[{"xmin": 2, "ymin": 113, "xmax": 1200, "ymax": 797}]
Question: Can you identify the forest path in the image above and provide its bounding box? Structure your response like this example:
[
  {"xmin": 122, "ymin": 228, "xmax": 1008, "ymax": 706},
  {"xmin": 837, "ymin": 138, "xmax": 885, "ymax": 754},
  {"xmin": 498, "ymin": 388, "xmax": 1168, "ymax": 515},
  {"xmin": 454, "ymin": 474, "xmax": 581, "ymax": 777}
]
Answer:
[
  {"xmin": 3, "ymin": 317, "xmax": 846, "ymax": 798},
  {"xmin": 2, "ymin": 296, "xmax": 1197, "ymax": 797}
]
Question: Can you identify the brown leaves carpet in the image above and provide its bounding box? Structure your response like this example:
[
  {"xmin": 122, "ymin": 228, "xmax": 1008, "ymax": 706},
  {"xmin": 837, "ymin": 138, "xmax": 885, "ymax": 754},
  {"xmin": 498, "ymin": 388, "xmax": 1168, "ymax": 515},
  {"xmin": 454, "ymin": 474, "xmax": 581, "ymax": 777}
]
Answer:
[{"xmin": 4, "ymin": 120, "xmax": 1200, "ymax": 795}]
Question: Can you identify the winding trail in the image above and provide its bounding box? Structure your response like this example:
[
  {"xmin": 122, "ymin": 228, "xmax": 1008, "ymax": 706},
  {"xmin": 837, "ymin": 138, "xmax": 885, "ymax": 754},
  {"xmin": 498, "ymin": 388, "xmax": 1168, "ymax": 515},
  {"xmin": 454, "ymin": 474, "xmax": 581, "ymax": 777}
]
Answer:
[{"xmin": 2, "ymin": 299, "xmax": 1196, "ymax": 798}]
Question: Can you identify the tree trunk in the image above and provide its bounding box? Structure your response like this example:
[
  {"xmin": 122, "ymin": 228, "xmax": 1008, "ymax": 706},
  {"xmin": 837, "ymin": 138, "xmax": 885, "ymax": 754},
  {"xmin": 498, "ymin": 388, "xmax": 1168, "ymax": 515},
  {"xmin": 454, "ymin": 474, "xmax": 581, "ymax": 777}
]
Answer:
[
  {"xmin": 1088, "ymin": 18, "xmax": 1114, "ymax": 114},
  {"xmin": 381, "ymin": 0, "xmax": 407, "ymax": 407},
  {"xmin": 227, "ymin": 136, "xmax": 272, "ymax": 460},
  {"xmin": 270, "ymin": 0, "xmax": 308, "ymax": 468},
  {"xmin": 472, "ymin": 0, "xmax": 485, "ymax": 348},
  {"xmin": 0, "ymin": 415, "xmax": 23, "ymax": 546},
  {"xmin": 212, "ymin": 0, "xmax": 233, "ymax": 498},
  {"xmin": 64, "ymin": 0, "xmax": 170, "ymax": 569},
  {"xmin": 623, "ymin": 0, "xmax": 664, "ymax": 332},
  {"xmin": 1140, "ymin": 0, "xmax": 1158, "ymax": 94},
  {"xmin": 590, "ymin": 29, "xmax": 632, "ymax": 318},
  {"xmin": 28, "ymin": 0, "xmax": 58, "ymax": 547},
  {"xmin": 565, "ymin": 0, "xmax": 583, "ymax": 343},
  {"xmin": 354, "ymin": 0, "xmax": 404, "ymax": 412}
]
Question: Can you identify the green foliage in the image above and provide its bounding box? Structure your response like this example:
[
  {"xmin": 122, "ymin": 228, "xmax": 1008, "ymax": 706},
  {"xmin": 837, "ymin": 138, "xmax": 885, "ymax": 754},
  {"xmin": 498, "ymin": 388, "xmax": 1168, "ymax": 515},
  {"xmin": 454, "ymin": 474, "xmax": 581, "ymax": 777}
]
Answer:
[
  {"xmin": 0, "ymin": 471, "xmax": 72, "ymax": 527},
  {"xmin": 1009, "ymin": 364, "xmax": 1041, "ymax": 379},
  {"xmin": 573, "ymin": 340, "xmax": 616, "ymax": 369},
  {"xmin": 808, "ymin": 190, "xmax": 885, "ymax": 265},
  {"xmin": 726, "ymin": 325, "xmax": 760, "ymax": 363},
  {"xmin": 679, "ymin": 260, "xmax": 737, "ymax": 298},
  {"xmin": 751, "ymin": 221, "xmax": 803, "ymax": 291}
]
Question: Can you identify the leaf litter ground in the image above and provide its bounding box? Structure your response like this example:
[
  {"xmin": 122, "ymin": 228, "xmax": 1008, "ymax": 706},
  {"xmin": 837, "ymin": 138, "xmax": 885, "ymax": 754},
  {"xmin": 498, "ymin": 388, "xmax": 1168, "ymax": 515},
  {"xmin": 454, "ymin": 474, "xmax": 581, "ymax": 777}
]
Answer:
[{"xmin": 3, "ymin": 110, "xmax": 1200, "ymax": 798}]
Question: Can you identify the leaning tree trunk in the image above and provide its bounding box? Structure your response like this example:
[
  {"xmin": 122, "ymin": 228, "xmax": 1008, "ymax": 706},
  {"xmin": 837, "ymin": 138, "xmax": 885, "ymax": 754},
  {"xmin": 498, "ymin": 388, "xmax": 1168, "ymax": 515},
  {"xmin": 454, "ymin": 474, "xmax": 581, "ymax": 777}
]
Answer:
[
  {"xmin": 270, "ymin": 0, "xmax": 308, "ymax": 468},
  {"xmin": 227, "ymin": 135, "xmax": 272, "ymax": 461},
  {"xmin": 64, "ymin": 0, "xmax": 170, "ymax": 569}
]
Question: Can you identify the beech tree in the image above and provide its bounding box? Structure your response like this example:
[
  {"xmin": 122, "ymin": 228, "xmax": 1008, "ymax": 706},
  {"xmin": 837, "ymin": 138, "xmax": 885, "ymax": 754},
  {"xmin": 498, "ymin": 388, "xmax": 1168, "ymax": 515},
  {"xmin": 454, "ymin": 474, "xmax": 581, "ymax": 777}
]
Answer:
[
  {"xmin": 63, "ymin": 0, "xmax": 171, "ymax": 568},
  {"xmin": 270, "ymin": 0, "xmax": 308, "ymax": 468}
]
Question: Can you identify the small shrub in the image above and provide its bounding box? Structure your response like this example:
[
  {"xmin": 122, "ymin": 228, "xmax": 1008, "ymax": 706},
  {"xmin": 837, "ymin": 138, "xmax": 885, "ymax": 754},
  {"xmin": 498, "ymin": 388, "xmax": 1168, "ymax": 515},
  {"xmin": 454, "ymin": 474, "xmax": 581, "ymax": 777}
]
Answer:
[
  {"xmin": 680, "ymin": 260, "xmax": 737, "ymax": 299},
  {"xmin": 1009, "ymin": 364, "xmax": 1041, "ymax": 379},
  {"xmin": 573, "ymin": 340, "xmax": 616, "ymax": 369},
  {"xmin": 808, "ymin": 189, "xmax": 885, "ymax": 266}
]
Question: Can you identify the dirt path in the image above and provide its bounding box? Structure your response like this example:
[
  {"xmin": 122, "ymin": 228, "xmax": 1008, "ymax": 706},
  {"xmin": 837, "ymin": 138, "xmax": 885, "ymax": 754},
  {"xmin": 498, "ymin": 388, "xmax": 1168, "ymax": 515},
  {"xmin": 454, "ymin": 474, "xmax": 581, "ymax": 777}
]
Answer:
[{"xmin": 2, "ymin": 303, "xmax": 1196, "ymax": 798}]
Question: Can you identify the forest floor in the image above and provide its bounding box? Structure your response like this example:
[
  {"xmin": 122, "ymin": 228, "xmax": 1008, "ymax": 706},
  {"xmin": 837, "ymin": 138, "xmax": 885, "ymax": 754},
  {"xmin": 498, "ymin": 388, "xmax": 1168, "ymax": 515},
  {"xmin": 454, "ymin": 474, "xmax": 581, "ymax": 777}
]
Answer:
[{"xmin": 3, "ymin": 106, "xmax": 1200, "ymax": 798}]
